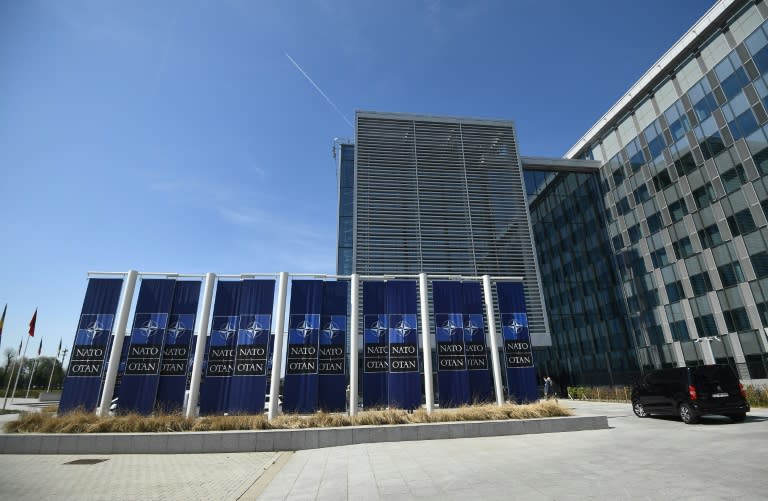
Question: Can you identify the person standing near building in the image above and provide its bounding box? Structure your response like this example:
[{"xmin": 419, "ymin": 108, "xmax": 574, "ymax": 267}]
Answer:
[{"xmin": 543, "ymin": 376, "xmax": 554, "ymax": 401}]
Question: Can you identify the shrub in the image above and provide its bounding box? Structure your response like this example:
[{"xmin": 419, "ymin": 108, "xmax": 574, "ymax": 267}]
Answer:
[{"xmin": 4, "ymin": 401, "xmax": 572, "ymax": 434}]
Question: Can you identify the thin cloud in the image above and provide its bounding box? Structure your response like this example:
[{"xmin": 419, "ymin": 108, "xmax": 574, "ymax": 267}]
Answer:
[{"xmin": 218, "ymin": 207, "xmax": 270, "ymax": 226}]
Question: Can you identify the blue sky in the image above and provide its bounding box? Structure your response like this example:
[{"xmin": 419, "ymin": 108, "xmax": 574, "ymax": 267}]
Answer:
[{"xmin": 0, "ymin": 0, "xmax": 712, "ymax": 361}]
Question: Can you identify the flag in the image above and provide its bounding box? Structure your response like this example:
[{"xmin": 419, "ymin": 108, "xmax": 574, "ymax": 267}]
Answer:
[
  {"xmin": 29, "ymin": 308, "xmax": 37, "ymax": 337},
  {"xmin": 56, "ymin": 338, "xmax": 62, "ymax": 358},
  {"xmin": 38, "ymin": 338, "xmax": 43, "ymax": 356},
  {"xmin": 0, "ymin": 304, "xmax": 6, "ymax": 343},
  {"xmin": 17, "ymin": 339, "xmax": 22, "ymax": 356}
]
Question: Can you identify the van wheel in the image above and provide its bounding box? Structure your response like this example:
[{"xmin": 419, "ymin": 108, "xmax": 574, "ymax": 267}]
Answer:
[
  {"xmin": 679, "ymin": 403, "xmax": 698, "ymax": 424},
  {"xmin": 727, "ymin": 413, "xmax": 746, "ymax": 423},
  {"xmin": 632, "ymin": 400, "xmax": 648, "ymax": 418}
]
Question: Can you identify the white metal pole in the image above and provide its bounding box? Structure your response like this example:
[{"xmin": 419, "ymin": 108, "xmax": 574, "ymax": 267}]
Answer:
[
  {"xmin": 186, "ymin": 272, "xmax": 216, "ymax": 418},
  {"xmin": 97, "ymin": 270, "xmax": 138, "ymax": 416},
  {"xmin": 46, "ymin": 356, "xmax": 56, "ymax": 393},
  {"xmin": 2, "ymin": 361, "xmax": 17, "ymax": 409},
  {"xmin": 349, "ymin": 273, "xmax": 359, "ymax": 416},
  {"xmin": 8, "ymin": 335, "xmax": 31, "ymax": 406},
  {"xmin": 268, "ymin": 271, "xmax": 289, "ymax": 421},
  {"xmin": 698, "ymin": 338, "xmax": 717, "ymax": 365},
  {"xmin": 482, "ymin": 275, "xmax": 505, "ymax": 406},
  {"xmin": 419, "ymin": 272, "xmax": 434, "ymax": 414},
  {"xmin": 25, "ymin": 359, "xmax": 39, "ymax": 399}
]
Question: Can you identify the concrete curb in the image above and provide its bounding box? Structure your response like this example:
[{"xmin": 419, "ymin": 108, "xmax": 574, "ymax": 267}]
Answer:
[{"xmin": 0, "ymin": 415, "xmax": 608, "ymax": 454}]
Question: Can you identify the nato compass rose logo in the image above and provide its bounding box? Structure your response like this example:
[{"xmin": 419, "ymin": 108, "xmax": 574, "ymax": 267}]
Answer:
[
  {"xmin": 83, "ymin": 319, "xmax": 107, "ymax": 344},
  {"xmin": 370, "ymin": 319, "xmax": 388, "ymax": 339},
  {"xmin": 296, "ymin": 320, "xmax": 314, "ymax": 339},
  {"xmin": 166, "ymin": 317, "xmax": 189, "ymax": 344},
  {"xmin": 138, "ymin": 318, "xmax": 162, "ymax": 340},
  {"xmin": 215, "ymin": 317, "xmax": 239, "ymax": 342},
  {"xmin": 322, "ymin": 319, "xmax": 342, "ymax": 340},
  {"xmin": 506, "ymin": 317, "xmax": 526, "ymax": 337},
  {"xmin": 242, "ymin": 319, "xmax": 267, "ymax": 341},
  {"xmin": 508, "ymin": 319, "xmax": 524, "ymax": 334},
  {"xmin": 441, "ymin": 318, "xmax": 461, "ymax": 337},
  {"xmin": 393, "ymin": 319, "xmax": 413, "ymax": 340},
  {"xmin": 464, "ymin": 318, "xmax": 480, "ymax": 338}
]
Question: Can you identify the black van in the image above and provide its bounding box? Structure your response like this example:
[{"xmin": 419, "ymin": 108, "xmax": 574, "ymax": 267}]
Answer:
[{"xmin": 631, "ymin": 365, "xmax": 750, "ymax": 424}]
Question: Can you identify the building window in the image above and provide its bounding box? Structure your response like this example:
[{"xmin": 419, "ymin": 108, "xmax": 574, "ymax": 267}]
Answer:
[
  {"xmin": 750, "ymin": 251, "xmax": 768, "ymax": 279},
  {"xmin": 689, "ymin": 80, "xmax": 718, "ymax": 121},
  {"xmin": 692, "ymin": 183, "xmax": 716, "ymax": 209},
  {"xmin": 647, "ymin": 325, "xmax": 665, "ymax": 346},
  {"xmin": 634, "ymin": 184, "xmax": 650, "ymax": 204},
  {"xmin": 616, "ymin": 197, "xmax": 631, "ymax": 216},
  {"xmin": 718, "ymin": 260, "xmax": 745, "ymax": 287},
  {"xmin": 721, "ymin": 164, "xmax": 747, "ymax": 194},
  {"xmin": 627, "ymin": 224, "xmax": 641, "ymax": 244},
  {"xmin": 726, "ymin": 208, "xmax": 757, "ymax": 237},
  {"xmin": 613, "ymin": 167, "xmax": 625, "ymax": 187},
  {"xmin": 652, "ymin": 169, "xmax": 673, "ymax": 191},
  {"xmin": 728, "ymin": 110, "xmax": 759, "ymax": 141},
  {"xmin": 672, "ymin": 237, "xmax": 694, "ymax": 259},
  {"xmin": 665, "ymin": 281, "xmax": 685, "ymax": 303},
  {"xmin": 700, "ymin": 132, "xmax": 726, "ymax": 159},
  {"xmin": 647, "ymin": 212, "xmax": 663, "ymax": 234},
  {"xmin": 722, "ymin": 307, "xmax": 751, "ymax": 332},
  {"xmin": 668, "ymin": 199, "xmax": 688, "ymax": 222},
  {"xmin": 698, "ymin": 223, "xmax": 723, "ymax": 249},
  {"xmin": 650, "ymin": 248, "xmax": 669, "ymax": 268},
  {"xmin": 669, "ymin": 320, "xmax": 690, "ymax": 342},
  {"xmin": 689, "ymin": 271, "xmax": 713, "ymax": 296},
  {"xmin": 674, "ymin": 152, "xmax": 697, "ymax": 177},
  {"xmin": 694, "ymin": 314, "xmax": 718, "ymax": 337}
]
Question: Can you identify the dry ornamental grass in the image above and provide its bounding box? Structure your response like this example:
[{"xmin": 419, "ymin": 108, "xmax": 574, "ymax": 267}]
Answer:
[{"xmin": 5, "ymin": 401, "xmax": 571, "ymax": 434}]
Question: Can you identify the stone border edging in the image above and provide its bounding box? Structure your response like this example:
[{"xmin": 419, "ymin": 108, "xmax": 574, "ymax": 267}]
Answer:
[{"xmin": 0, "ymin": 415, "xmax": 608, "ymax": 454}]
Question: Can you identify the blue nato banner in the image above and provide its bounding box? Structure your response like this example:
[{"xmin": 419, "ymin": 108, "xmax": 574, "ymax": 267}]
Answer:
[
  {"xmin": 463, "ymin": 281, "xmax": 492, "ymax": 403},
  {"xmin": 318, "ymin": 282, "xmax": 348, "ymax": 412},
  {"xmin": 433, "ymin": 281, "xmax": 470, "ymax": 407},
  {"xmin": 59, "ymin": 278, "xmax": 123, "ymax": 413},
  {"xmin": 199, "ymin": 281, "xmax": 240, "ymax": 415},
  {"xmin": 496, "ymin": 282, "xmax": 537, "ymax": 403},
  {"xmin": 155, "ymin": 281, "xmax": 201, "ymax": 411},
  {"xmin": 229, "ymin": 280, "xmax": 274, "ymax": 413},
  {"xmin": 386, "ymin": 281, "xmax": 420, "ymax": 410},
  {"xmin": 284, "ymin": 281, "xmax": 322, "ymax": 413},
  {"xmin": 363, "ymin": 281, "xmax": 388, "ymax": 408},
  {"xmin": 116, "ymin": 279, "xmax": 176, "ymax": 414}
]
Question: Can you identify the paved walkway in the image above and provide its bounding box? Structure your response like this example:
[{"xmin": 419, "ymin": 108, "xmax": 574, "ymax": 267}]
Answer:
[
  {"xmin": 0, "ymin": 401, "xmax": 765, "ymax": 500},
  {"xmin": 257, "ymin": 401, "xmax": 768, "ymax": 500}
]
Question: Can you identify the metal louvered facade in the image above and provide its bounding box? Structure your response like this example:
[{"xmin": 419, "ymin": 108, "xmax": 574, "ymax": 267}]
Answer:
[{"xmin": 353, "ymin": 111, "xmax": 551, "ymax": 346}]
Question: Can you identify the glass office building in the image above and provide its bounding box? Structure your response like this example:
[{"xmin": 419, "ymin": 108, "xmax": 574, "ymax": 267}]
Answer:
[
  {"xmin": 564, "ymin": 0, "xmax": 768, "ymax": 382},
  {"xmin": 525, "ymin": 167, "xmax": 638, "ymax": 386},
  {"xmin": 337, "ymin": 0, "xmax": 768, "ymax": 385}
]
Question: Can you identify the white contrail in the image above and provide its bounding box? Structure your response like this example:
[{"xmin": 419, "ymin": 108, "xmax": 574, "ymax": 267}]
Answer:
[{"xmin": 286, "ymin": 53, "xmax": 353, "ymax": 128}]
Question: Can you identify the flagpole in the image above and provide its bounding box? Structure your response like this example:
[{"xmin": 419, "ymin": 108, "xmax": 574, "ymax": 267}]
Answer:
[
  {"xmin": 25, "ymin": 358, "xmax": 39, "ymax": 399},
  {"xmin": 46, "ymin": 357, "xmax": 56, "ymax": 393},
  {"xmin": 2, "ymin": 360, "xmax": 17, "ymax": 408},
  {"xmin": 9, "ymin": 334, "xmax": 32, "ymax": 405}
]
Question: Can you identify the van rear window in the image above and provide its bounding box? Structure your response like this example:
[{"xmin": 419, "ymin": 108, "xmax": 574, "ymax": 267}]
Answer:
[{"xmin": 692, "ymin": 366, "xmax": 738, "ymax": 387}]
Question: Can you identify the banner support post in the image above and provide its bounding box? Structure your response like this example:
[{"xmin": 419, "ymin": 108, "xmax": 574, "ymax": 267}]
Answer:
[
  {"xmin": 482, "ymin": 275, "xmax": 505, "ymax": 406},
  {"xmin": 419, "ymin": 272, "xmax": 434, "ymax": 414},
  {"xmin": 97, "ymin": 269, "xmax": 139, "ymax": 416},
  {"xmin": 186, "ymin": 272, "xmax": 216, "ymax": 418},
  {"xmin": 268, "ymin": 271, "xmax": 289, "ymax": 421},
  {"xmin": 349, "ymin": 273, "xmax": 360, "ymax": 416}
]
